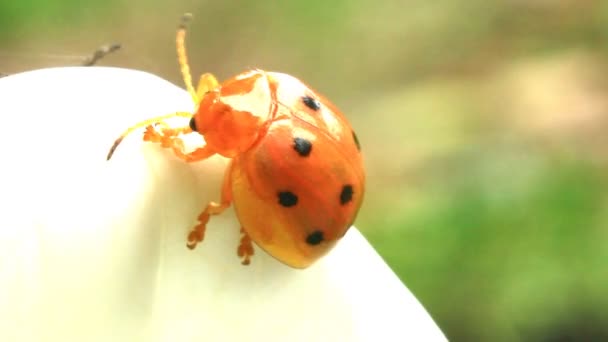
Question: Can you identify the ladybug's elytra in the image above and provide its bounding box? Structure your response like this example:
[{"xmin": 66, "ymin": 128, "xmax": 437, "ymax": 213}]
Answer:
[{"xmin": 107, "ymin": 13, "xmax": 365, "ymax": 269}]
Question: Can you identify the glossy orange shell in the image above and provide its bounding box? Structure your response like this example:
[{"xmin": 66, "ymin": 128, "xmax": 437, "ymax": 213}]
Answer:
[{"xmin": 194, "ymin": 70, "xmax": 365, "ymax": 268}]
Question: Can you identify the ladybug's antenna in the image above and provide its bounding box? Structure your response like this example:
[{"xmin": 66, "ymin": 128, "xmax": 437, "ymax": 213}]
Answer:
[
  {"xmin": 106, "ymin": 112, "xmax": 193, "ymax": 160},
  {"xmin": 177, "ymin": 12, "xmax": 198, "ymax": 103},
  {"xmin": 106, "ymin": 13, "xmax": 203, "ymax": 161},
  {"xmin": 82, "ymin": 43, "xmax": 121, "ymax": 66}
]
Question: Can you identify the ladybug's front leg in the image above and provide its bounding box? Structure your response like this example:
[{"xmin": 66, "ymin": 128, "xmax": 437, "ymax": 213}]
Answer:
[{"xmin": 143, "ymin": 123, "xmax": 215, "ymax": 162}]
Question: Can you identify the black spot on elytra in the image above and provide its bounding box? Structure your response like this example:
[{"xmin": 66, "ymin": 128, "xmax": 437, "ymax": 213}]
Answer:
[
  {"xmin": 293, "ymin": 137, "xmax": 312, "ymax": 157},
  {"xmin": 189, "ymin": 116, "xmax": 197, "ymax": 132},
  {"xmin": 302, "ymin": 95, "xmax": 321, "ymax": 111},
  {"xmin": 340, "ymin": 185, "xmax": 353, "ymax": 205},
  {"xmin": 278, "ymin": 191, "xmax": 298, "ymax": 207},
  {"xmin": 352, "ymin": 131, "xmax": 361, "ymax": 151},
  {"xmin": 306, "ymin": 230, "xmax": 324, "ymax": 245}
]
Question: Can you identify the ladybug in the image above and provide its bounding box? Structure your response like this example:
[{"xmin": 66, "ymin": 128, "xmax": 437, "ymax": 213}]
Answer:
[{"xmin": 107, "ymin": 14, "xmax": 365, "ymax": 269}]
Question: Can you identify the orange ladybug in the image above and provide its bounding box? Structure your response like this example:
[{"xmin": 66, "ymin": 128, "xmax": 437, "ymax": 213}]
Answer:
[{"xmin": 107, "ymin": 14, "xmax": 365, "ymax": 269}]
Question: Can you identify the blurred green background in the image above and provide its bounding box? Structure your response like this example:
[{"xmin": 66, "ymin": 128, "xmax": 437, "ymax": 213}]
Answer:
[{"xmin": 2, "ymin": 0, "xmax": 607, "ymax": 340}]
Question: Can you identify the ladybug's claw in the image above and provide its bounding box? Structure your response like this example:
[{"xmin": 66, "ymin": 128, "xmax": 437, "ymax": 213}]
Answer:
[
  {"xmin": 186, "ymin": 230, "xmax": 203, "ymax": 249},
  {"xmin": 143, "ymin": 125, "xmax": 163, "ymax": 143}
]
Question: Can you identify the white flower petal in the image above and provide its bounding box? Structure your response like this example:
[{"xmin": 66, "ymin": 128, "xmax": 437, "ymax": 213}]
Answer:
[{"xmin": 0, "ymin": 67, "xmax": 446, "ymax": 341}]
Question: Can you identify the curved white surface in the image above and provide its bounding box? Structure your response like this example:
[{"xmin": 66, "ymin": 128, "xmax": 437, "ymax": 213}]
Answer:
[{"xmin": 0, "ymin": 67, "xmax": 446, "ymax": 342}]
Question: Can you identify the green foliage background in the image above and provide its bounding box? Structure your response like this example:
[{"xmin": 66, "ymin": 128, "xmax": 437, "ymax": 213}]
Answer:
[{"xmin": 2, "ymin": 1, "xmax": 607, "ymax": 340}]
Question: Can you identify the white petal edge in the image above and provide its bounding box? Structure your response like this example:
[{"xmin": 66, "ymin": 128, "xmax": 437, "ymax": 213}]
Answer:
[{"xmin": 0, "ymin": 67, "xmax": 447, "ymax": 342}]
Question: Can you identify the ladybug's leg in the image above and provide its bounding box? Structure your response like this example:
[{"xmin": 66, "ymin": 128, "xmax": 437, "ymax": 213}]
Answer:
[
  {"xmin": 143, "ymin": 123, "xmax": 216, "ymax": 162},
  {"xmin": 142, "ymin": 122, "xmax": 189, "ymax": 146},
  {"xmin": 187, "ymin": 161, "xmax": 234, "ymax": 249},
  {"xmin": 237, "ymin": 228, "xmax": 254, "ymax": 265},
  {"xmin": 186, "ymin": 201, "xmax": 230, "ymax": 249},
  {"xmin": 106, "ymin": 111, "xmax": 193, "ymax": 160}
]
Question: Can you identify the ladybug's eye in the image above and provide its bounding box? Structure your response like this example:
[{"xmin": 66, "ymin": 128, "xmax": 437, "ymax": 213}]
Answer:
[
  {"xmin": 306, "ymin": 230, "xmax": 324, "ymax": 245},
  {"xmin": 189, "ymin": 116, "xmax": 197, "ymax": 132}
]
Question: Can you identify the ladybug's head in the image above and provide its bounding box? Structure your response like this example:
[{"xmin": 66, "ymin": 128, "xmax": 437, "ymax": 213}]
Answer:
[{"xmin": 188, "ymin": 70, "xmax": 275, "ymax": 158}]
